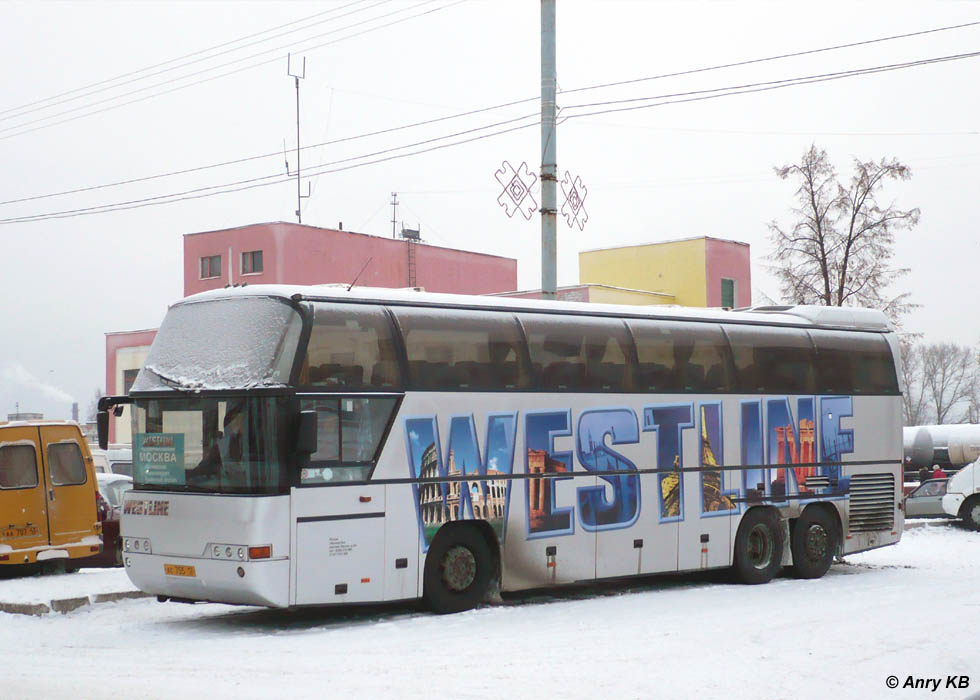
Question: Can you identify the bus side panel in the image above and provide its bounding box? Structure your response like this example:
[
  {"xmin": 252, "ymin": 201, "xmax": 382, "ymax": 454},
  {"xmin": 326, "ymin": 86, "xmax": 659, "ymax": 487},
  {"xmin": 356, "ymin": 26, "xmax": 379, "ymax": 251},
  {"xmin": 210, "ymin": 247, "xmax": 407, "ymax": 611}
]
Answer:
[
  {"xmin": 292, "ymin": 485, "xmax": 385, "ymax": 605},
  {"xmin": 841, "ymin": 395, "xmax": 903, "ymax": 554},
  {"xmin": 384, "ymin": 482, "xmax": 420, "ymax": 602}
]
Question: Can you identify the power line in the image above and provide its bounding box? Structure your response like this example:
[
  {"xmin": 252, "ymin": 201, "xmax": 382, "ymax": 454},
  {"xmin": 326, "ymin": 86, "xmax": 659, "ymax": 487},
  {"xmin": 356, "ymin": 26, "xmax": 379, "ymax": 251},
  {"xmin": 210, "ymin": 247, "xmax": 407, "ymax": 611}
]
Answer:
[
  {"xmin": 0, "ymin": 0, "xmax": 380, "ymax": 121},
  {"xmin": 0, "ymin": 96, "xmax": 536, "ymax": 207},
  {"xmin": 0, "ymin": 0, "xmax": 465, "ymax": 142},
  {"xmin": 561, "ymin": 50, "xmax": 980, "ymax": 118},
  {"xmin": 4, "ymin": 27, "xmax": 980, "ymax": 216},
  {"xmin": 5, "ymin": 48, "xmax": 980, "ymax": 223},
  {"xmin": 0, "ymin": 121, "xmax": 537, "ymax": 225},
  {"xmin": 0, "ymin": 114, "xmax": 539, "ymax": 224},
  {"xmin": 561, "ymin": 19, "xmax": 980, "ymax": 97}
]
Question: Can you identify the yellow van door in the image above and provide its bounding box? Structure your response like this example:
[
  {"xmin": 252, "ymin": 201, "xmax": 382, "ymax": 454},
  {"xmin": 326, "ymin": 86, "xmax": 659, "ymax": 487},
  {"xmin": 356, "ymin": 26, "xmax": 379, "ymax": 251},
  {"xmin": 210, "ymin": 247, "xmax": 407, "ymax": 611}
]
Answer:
[
  {"xmin": 38, "ymin": 425, "xmax": 96, "ymax": 548},
  {"xmin": 0, "ymin": 427, "xmax": 49, "ymax": 561}
]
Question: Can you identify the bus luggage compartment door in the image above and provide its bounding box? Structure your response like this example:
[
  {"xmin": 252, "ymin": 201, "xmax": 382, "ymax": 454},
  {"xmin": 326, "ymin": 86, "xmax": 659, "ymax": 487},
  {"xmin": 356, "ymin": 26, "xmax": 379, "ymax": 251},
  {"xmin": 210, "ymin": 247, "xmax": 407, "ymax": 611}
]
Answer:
[{"xmin": 293, "ymin": 486, "xmax": 386, "ymax": 605}]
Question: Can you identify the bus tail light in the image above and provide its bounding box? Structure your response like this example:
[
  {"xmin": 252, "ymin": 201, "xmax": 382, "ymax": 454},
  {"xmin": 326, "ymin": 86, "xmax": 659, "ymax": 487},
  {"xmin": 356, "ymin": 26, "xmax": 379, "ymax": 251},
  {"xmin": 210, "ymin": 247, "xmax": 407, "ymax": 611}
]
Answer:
[{"xmin": 248, "ymin": 546, "xmax": 271, "ymax": 560}]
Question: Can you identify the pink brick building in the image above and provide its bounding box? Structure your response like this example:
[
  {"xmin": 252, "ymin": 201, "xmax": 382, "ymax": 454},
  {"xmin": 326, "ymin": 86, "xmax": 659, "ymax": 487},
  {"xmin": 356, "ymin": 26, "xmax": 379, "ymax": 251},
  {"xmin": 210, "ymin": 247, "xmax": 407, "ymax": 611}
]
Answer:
[{"xmin": 183, "ymin": 222, "xmax": 516, "ymax": 297}]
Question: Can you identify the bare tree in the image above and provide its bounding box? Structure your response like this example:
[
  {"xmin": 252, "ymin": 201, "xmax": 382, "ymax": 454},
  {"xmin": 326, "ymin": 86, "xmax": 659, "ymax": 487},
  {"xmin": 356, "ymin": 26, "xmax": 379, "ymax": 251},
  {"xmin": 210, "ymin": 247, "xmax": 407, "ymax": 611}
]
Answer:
[
  {"xmin": 921, "ymin": 343, "xmax": 975, "ymax": 424},
  {"xmin": 900, "ymin": 339, "xmax": 930, "ymax": 426},
  {"xmin": 768, "ymin": 145, "xmax": 920, "ymax": 324}
]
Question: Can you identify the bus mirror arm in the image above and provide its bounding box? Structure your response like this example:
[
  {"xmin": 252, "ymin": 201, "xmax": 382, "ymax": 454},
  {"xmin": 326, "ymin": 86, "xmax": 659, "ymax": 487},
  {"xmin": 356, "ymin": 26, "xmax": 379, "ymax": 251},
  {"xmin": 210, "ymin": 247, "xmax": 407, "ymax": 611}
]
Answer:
[
  {"xmin": 96, "ymin": 396, "xmax": 134, "ymax": 450},
  {"xmin": 297, "ymin": 410, "xmax": 318, "ymax": 455}
]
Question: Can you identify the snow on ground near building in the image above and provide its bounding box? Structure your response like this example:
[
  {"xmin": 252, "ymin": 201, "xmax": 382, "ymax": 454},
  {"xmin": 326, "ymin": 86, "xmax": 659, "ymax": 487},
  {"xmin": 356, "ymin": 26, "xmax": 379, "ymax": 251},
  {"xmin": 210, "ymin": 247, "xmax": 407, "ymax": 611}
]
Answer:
[{"xmin": 1, "ymin": 522, "xmax": 978, "ymax": 700}]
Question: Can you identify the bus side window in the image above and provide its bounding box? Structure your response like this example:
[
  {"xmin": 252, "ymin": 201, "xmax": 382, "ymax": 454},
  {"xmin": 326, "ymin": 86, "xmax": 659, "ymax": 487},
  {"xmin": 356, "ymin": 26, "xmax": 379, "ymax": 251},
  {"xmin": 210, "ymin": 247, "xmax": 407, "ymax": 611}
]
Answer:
[
  {"xmin": 391, "ymin": 307, "xmax": 528, "ymax": 391},
  {"xmin": 305, "ymin": 303, "xmax": 402, "ymax": 390},
  {"xmin": 726, "ymin": 325, "xmax": 814, "ymax": 394},
  {"xmin": 299, "ymin": 397, "xmax": 398, "ymax": 484},
  {"xmin": 521, "ymin": 314, "xmax": 632, "ymax": 392},
  {"xmin": 810, "ymin": 330, "xmax": 899, "ymax": 395},
  {"xmin": 630, "ymin": 320, "xmax": 731, "ymax": 393}
]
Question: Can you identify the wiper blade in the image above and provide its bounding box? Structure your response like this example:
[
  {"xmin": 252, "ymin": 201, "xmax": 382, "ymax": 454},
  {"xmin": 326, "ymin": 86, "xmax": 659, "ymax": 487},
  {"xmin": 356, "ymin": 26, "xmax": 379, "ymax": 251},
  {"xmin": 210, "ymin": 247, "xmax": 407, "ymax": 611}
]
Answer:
[{"xmin": 142, "ymin": 365, "xmax": 195, "ymax": 393}]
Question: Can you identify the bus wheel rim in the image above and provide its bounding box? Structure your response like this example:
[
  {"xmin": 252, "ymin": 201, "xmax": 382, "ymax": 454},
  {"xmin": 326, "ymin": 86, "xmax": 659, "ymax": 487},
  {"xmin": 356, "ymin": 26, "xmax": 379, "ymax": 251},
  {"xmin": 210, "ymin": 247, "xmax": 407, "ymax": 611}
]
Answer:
[
  {"xmin": 803, "ymin": 523, "xmax": 829, "ymax": 561},
  {"xmin": 970, "ymin": 504, "xmax": 980, "ymax": 524},
  {"xmin": 441, "ymin": 544, "xmax": 477, "ymax": 592},
  {"xmin": 747, "ymin": 524, "xmax": 773, "ymax": 569}
]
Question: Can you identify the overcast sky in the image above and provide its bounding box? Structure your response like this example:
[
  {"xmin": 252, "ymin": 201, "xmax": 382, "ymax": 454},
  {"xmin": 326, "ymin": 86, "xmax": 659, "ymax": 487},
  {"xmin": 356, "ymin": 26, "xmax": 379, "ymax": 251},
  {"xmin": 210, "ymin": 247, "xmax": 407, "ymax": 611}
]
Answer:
[{"xmin": 1, "ymin": 0, "xmax": 978, "ymax": 421}]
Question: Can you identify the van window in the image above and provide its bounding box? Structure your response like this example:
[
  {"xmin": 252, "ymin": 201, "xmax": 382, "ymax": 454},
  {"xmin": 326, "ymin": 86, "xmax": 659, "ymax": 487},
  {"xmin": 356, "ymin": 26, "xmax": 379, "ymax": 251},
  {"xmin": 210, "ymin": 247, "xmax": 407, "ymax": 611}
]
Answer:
[
  {"xmin": 0, "ymin": 445, "xmax": 38, "ymax": 489},
  {"xmin": 47, "ymin": 442, "xmax": 87, "ymax": 486}
]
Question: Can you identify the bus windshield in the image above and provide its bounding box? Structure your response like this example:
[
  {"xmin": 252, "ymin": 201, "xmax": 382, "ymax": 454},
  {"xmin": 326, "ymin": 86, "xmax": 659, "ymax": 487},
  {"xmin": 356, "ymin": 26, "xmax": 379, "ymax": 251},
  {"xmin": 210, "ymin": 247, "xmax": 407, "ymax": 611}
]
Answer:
[
  {"xmin": 132, "ymin": 396, "xmax": 292, "ymax": 494},
  {"xmin": 132, "ymin": 296, "xmax": 303, "ymax": 392}
]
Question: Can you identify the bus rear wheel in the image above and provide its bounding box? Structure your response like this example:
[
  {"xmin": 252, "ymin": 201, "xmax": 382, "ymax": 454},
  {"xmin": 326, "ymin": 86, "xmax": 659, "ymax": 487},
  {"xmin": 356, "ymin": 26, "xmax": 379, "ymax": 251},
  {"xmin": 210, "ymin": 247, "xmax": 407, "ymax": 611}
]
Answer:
[
  {"xmin": 423, "ymin": 526, "xmax": 493, "ymax": 614},
  {"xmin": 733, "ymin": 508, "xmax": 783, "ymax": 584},
  {"xmin": 790, "ymin": 508, "xmax": 838, "ymax": 579}
]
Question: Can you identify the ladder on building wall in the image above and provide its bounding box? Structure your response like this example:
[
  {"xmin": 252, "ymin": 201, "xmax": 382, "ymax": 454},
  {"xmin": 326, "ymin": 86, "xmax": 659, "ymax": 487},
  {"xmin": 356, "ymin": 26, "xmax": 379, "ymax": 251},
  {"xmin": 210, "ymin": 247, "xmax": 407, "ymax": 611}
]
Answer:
[{"xmin": 407, "ymin": 239, "xmax": 417, "ymax": 288}]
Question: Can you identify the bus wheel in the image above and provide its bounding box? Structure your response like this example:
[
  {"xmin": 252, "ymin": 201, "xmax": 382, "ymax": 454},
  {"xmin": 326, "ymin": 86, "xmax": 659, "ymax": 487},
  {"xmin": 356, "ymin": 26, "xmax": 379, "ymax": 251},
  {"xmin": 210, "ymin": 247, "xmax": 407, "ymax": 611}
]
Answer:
[
  {"xmin": 961, "ymin": 496, "xmax": 980, "ymax": 531},
  {"xmin": 790, "ymin": 508, "xmax": 838, "ymax": 579},
  {"xmin": 733, "ymin": 509, "xmax": 783, "ymax": 584},
  {"xmin": 423, "ymin": 526, "xmax": 492, "ymax": 614}
]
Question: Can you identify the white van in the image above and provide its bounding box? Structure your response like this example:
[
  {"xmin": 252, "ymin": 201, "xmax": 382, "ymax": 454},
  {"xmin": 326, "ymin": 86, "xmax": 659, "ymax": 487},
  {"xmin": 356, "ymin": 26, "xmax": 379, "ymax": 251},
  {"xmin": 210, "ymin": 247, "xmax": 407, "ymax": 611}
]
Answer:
[
  {"xmin": 942, "ymin": 458, "xmax": 980, "ymax": 529},
  {"xmin": 89, "ymin": 444, "xmax": 132, "ymax": 478}
]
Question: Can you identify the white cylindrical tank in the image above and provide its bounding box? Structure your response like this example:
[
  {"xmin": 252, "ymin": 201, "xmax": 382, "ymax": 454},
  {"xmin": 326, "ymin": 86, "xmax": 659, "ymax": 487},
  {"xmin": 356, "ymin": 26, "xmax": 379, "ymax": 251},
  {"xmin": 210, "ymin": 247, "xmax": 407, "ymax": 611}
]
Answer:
[{"xmin": 903, "ymin": 424, "xmax": 980, "ymax": 468}]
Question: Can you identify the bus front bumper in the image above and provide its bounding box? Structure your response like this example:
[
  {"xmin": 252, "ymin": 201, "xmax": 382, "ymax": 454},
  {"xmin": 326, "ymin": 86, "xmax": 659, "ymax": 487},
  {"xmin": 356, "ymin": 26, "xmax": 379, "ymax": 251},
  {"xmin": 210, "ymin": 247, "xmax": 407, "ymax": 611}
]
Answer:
[{"xmin": 123, "ymin": 552, "xmax": 290, "ymax": 608}]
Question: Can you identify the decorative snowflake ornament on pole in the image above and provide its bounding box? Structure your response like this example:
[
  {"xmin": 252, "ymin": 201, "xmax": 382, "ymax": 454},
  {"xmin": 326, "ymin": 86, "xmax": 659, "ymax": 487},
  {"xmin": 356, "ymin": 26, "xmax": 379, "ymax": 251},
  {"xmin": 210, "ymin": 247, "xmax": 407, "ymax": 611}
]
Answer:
[
  {"xmin": 494, "ymin": 160, "xmax": 538, "ymax": 221},
  {"xmin": 560, "ymin": 170, "xmax": 588, "ymax": 230}
]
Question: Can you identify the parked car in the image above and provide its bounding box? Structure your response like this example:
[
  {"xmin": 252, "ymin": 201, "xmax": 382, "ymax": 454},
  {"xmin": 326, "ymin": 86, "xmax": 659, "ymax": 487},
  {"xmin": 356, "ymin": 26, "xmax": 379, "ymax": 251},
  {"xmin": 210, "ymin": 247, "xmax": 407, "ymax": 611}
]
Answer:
[
  {"xmin": 89, "ymin": 444, "xmax": 132, "ymax": 477},
  {"xmin": 76, "ymin": 473, "xmax": 133, "ymax": 567},
  {"xmin": 904, "ymin": 478, "xmax": 951, "ymax": 519},
  {"xmin": 0, "ymin": 420, "xmax": 102, "ymax": 569}
]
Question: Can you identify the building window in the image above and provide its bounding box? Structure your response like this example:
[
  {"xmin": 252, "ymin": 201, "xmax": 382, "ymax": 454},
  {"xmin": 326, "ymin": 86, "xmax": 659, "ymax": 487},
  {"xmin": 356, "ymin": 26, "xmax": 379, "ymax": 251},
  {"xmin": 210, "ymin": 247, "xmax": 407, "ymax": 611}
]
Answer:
[
  {"xmin": 123, "ymin": 369, "xmax": 139, "ymax": 395},
  {"xmin": 721, "ymin": 278, "xmax": 735, "ymax": 309},
  {"xmin": 242, "ymin": 250, "xmax": 263, "ymax": 274},
  {"xmin": 200, "ymin": 255, "xmax": 221, "ymax": 279}
]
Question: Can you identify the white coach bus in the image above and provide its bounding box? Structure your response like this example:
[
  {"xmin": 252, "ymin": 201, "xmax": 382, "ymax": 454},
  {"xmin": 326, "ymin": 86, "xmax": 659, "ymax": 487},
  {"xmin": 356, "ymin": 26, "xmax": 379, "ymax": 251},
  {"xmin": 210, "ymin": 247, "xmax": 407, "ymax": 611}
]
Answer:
[{"xmin": 98, "ymin": 285, "xmax": 904, "ymax": 613}]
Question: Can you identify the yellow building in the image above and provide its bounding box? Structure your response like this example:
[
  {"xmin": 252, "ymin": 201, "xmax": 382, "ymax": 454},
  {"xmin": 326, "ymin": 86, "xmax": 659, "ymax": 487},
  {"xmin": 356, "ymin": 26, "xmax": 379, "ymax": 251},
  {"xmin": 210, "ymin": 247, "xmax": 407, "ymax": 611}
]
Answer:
[{"xmin": 578, "ymin": 236, "xmax": 751, "ymax": 308}]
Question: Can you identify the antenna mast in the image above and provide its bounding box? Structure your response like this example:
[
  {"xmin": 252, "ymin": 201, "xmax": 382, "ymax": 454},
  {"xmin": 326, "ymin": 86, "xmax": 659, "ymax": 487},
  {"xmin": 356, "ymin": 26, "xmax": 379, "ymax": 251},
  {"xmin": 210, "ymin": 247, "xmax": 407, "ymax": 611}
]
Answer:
[
  {"xmin": 287, "ymin": 54, "xmax": 311, "ymax": 223},
  {"xmin": 390, "ymin": 192, "xmax": 399, "ymax": 238}
]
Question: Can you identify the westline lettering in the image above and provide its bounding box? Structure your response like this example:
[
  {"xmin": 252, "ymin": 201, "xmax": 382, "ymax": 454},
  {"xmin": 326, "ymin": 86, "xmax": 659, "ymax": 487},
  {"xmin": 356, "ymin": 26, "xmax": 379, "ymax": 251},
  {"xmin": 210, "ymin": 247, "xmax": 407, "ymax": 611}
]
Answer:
[{"xmin": 123, "ymin": 500, "xmax": 170, "ymax": 516}]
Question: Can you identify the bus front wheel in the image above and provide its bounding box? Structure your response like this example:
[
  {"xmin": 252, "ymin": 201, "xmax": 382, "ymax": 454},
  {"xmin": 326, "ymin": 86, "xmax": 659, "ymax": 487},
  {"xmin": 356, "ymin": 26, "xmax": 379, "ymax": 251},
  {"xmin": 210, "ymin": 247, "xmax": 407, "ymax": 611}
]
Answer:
[
  {"xmin": 733, "ymin": 508, "xmax": 784, "ymax": 584},
  {"xmin": 790, "ymin": 508, "xmax": 838, "ymax": 579},
  {"xmin": 423, "ymin": 526, "xmax": 493, "ymax": 614}
]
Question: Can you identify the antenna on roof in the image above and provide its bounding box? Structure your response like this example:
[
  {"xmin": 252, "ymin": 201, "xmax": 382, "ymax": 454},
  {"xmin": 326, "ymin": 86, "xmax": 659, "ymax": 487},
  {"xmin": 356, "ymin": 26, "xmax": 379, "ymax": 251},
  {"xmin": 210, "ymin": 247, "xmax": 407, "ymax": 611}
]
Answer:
[{"xmin": 347, "ymin": 257, "xmax": 373, "ymax": 291}]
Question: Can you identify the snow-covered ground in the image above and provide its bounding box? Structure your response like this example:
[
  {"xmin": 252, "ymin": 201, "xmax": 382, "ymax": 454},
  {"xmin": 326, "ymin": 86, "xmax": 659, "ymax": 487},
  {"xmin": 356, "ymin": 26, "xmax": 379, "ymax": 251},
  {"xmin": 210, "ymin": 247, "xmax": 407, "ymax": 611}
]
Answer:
[{"xmin": 1, "ymin": 521, "xmax": 978, "ymax": 700}]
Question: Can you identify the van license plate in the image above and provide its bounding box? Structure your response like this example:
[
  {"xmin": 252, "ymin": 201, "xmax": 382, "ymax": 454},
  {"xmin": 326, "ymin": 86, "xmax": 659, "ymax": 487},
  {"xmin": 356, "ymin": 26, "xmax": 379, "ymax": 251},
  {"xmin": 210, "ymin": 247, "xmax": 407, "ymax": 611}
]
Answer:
[
  {"xmin": 2, "ymin": 526, "xmax": 39, "ymax": 538},
  {"xmin": 164, "ymin": 564, "xmax": 196, "ymax": 577}
]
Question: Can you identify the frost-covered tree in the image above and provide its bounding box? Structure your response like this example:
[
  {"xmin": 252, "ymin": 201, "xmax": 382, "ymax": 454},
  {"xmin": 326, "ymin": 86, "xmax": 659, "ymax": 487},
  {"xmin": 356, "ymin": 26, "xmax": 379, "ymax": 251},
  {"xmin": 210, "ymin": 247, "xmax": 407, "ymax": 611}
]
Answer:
[{"xmin": 768, "ymin": 145, "xmax": 920, "ymax": 324}]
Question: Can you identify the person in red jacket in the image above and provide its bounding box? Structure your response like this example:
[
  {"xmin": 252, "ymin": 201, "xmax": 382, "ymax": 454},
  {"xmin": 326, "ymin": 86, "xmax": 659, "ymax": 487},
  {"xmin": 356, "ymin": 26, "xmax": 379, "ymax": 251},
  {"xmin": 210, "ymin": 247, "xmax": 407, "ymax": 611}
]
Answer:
[{"xmin": 931, "ymin": 465, "xmax": 947, "ymax": 479}]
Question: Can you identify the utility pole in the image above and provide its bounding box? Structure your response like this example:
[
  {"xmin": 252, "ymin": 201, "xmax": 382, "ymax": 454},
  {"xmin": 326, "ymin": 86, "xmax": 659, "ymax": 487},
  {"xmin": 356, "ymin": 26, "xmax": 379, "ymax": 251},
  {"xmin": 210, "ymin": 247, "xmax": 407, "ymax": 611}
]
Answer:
[
  {"xmin": 390, "ymin": 192, "xmax": 399, "ymax": 238},
  {"xmin": 287, "ymin": 54, "xmax": 310, "ymax": 223},
  {"xmin": 540, "ymin": 0, "xmax": 557, "ymax": 300}
]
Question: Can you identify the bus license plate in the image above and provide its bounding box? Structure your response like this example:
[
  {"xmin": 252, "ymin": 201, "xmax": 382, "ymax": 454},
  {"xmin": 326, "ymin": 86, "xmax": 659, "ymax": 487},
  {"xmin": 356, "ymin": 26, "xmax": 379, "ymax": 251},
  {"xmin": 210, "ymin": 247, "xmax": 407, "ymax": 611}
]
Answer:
[
  {"xmin": 164, "ymin": 564, "xmax": 196, "ymax": 577},
  {"xmin": 2, "ymin": 525, "xmax": 40, "ymax": 538}
]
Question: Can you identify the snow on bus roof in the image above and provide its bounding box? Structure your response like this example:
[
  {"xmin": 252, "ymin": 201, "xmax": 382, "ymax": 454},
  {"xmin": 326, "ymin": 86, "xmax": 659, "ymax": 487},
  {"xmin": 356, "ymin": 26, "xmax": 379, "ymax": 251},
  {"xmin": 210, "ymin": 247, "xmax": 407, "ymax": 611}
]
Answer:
[{"xmin": 179, "ymin": 285, "xmax": 893, "ymax": 332}]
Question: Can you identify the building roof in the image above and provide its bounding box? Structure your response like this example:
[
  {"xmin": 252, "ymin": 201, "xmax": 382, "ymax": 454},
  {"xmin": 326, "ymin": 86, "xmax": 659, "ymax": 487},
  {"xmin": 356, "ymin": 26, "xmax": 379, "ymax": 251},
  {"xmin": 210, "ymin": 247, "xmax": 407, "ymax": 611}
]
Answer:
[
  {"xmin": 182, "ymin": 221, "xmax": 515, "ymax": 262},
  {"xmin": 581, "ymin": 235, "xmax": 750, "ymax": 254}
]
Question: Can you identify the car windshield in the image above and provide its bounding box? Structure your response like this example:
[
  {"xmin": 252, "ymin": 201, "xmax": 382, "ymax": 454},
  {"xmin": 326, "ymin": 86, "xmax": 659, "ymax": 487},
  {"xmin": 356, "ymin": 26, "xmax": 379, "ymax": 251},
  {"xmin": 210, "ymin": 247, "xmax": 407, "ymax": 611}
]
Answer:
[{"xmin": 132, "ymin": 395, "xmax": 292, "ymax": 494}]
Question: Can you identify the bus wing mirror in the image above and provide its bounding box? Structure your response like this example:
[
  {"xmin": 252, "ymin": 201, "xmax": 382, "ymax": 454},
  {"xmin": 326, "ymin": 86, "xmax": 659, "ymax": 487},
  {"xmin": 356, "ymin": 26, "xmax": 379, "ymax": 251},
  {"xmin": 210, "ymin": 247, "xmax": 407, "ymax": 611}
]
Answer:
[
  {"xmin": 97, "ymin": 411, "xmax": 110, "ymax": 450},
  {"xmin": 297, "ymin": 410, "xmax": 318, "ymax": 454}
]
